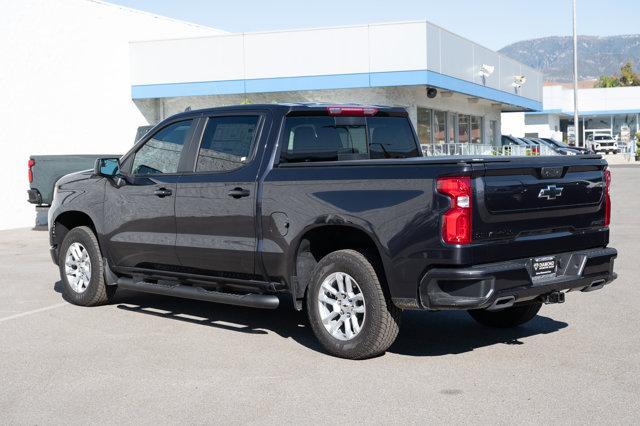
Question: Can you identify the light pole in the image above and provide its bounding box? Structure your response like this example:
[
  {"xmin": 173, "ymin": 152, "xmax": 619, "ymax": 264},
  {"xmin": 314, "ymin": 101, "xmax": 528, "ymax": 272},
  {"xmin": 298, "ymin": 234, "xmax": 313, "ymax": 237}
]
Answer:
[{"xmin": 572, "ymin": 0, "xmax": 580, "ymax": 146}]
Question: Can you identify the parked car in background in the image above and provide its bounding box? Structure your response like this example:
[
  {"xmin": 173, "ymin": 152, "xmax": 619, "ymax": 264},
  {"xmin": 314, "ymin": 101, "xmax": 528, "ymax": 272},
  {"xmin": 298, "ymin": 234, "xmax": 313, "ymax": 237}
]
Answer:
[
  {"xmin": 28, "ymin": 155, "xmax": 119, "ymax": 206},
  {"xmin": 501, "ymin": 135, "xmax": 528, "ymax": 147},
  {"xmin": 47, "ymin": 103, "xmax": 617, "ymax": 359},
  {"xmin": 519, "ymin": 137, "xmax": 543, "ymax": 155},
  {"xmin": 531, "ymin": 138, "xmax": 580, "ymax": 155},
  {"xmin": 541, "ymin": 138, "xmax": 591, "ymax": 155},
  {"xmin": 28, "ymin": 126, "xmax": 150, "ymax": 208},
  {"xmin": 500, "ymin": 135, "xmax": 543, "ymax": 156},
  {"xmin": 588, "ymin": 135, "xmax": 619, "ymax": 155}
]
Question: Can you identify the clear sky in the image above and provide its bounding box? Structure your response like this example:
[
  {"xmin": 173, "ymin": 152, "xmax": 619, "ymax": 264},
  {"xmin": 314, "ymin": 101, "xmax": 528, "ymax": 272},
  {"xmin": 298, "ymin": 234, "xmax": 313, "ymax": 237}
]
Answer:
[{"xmin": 108, "ymin": 0, "xmax": 639, "ymax": 50}]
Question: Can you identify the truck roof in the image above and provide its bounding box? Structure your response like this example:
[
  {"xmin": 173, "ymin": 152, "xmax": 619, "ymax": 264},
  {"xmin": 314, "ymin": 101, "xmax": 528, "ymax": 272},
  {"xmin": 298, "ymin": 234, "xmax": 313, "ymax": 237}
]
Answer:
[{"xmin": 169, "ymin": 103, "xmax": 409, "ymax": 120}]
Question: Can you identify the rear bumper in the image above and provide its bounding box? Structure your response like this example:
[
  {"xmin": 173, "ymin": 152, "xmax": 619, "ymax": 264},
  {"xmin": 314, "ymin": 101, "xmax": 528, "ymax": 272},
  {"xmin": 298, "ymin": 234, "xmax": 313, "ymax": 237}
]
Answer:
[
  {"xmin": 419, "ymin": 247, "xmax": 617, "ymax": 310},
  {"xmin": 27, "ymin": 189, "xmax": 43, "ymax": 205}
]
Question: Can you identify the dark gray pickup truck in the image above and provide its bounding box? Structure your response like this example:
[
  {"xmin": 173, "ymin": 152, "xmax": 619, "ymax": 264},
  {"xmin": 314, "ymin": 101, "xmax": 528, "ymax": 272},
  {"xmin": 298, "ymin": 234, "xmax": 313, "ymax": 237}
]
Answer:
[
  {"xmin": 28, "ymin": 155, "xmax": 117, "ymax": 206},
  {"xmin": 27, "ymin": 126, "xmax": 151, "ymax": 207},
  {"xmin": 48, "ymin": 104, "xmax": 617, "ymax": 359}
]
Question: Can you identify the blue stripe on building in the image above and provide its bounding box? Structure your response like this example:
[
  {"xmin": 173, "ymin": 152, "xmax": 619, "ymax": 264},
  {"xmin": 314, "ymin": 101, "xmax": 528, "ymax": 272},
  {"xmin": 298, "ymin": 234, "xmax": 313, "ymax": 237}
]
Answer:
[{"xmin": 131, "ymin": 69, "xmax": 542, "ymax": 111}]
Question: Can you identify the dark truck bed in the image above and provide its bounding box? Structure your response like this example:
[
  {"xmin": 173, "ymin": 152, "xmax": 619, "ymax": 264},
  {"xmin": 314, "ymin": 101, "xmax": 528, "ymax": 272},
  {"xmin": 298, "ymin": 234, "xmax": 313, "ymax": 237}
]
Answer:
[{"xmin": 260, "ymin": 153, "xmax": 614, "ymax": 311}]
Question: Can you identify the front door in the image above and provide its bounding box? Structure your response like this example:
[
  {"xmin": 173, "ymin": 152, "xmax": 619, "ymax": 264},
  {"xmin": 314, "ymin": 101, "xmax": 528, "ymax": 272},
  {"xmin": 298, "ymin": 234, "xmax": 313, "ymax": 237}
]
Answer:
[
  {"xmin": 175, "ymin": 114, "xmax": 264, "ymax": 278},
  {"xmin": 103, "ymin": 119, "xmax": 195, "ymax": 269}
]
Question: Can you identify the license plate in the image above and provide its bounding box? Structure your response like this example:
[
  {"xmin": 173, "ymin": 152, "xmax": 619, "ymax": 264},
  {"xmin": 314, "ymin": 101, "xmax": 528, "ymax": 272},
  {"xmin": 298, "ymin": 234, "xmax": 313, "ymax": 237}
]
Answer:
[{"xmin": 532, "ymin": 256, "xmax": 557, "ymax": 277}]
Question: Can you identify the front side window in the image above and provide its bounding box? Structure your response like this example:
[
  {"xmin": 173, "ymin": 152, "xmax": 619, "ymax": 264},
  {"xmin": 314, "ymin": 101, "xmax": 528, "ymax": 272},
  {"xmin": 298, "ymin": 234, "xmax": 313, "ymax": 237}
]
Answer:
[
  {"xmin": 131, "ymin": 120, "xmax": 193, "ymax": 175},
  {"xmin": 196, "ymin": 116, "xmax": 260, "ymax": 172}
]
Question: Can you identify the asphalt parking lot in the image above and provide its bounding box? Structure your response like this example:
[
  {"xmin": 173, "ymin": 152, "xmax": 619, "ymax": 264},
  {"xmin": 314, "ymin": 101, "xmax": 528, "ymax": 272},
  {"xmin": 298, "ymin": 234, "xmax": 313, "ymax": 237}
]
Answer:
[{"xmin": 1, "ymin": 166, "xmax": 639, "ymax": 424}]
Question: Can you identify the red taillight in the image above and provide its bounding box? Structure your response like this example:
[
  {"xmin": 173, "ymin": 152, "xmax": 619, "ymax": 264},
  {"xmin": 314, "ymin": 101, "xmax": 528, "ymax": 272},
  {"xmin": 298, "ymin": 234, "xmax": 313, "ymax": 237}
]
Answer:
[
  {"xmin": 28, "ymin": 159, "xmax": 35, "ymax": 183},
  {"xmin": 326, "ymin": 106, "xmax": 378, "ymax": 116},
  {"xmin": 604, "ymin": 169, "xmax": 611, "ymax": 226},
  {"xmin": 437, "ymin": 176, "xmax": 472, "ymax": 244}
]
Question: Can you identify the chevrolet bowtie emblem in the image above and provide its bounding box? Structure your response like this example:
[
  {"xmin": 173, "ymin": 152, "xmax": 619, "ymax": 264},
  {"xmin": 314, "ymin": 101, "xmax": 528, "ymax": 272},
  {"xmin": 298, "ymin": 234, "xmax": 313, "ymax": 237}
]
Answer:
[{"xmin": 538, "ymin": 185, "xmax": 563, "ymax": 200}]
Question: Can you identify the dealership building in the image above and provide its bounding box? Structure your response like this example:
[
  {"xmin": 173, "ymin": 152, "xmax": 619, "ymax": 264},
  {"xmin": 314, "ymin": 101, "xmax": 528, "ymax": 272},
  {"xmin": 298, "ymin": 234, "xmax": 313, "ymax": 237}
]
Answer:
[
  {"xmin": 3, "ymin": 0, "xmax": 543, "ymax": 230},
  {"xmin": 502, "ymin": 85, "xmax": 640, "ymax": 148}
]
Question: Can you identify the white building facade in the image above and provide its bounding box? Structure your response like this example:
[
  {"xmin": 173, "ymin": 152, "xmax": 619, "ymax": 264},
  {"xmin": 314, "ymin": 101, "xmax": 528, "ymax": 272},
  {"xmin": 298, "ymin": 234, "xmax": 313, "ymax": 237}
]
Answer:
[
  {"xmin": 0, "ymin": 0, "xmax": 225, "ymax": 230},
  {"xmin": 502, "ymin": 85, "xmax": 640, "ymax": 148},
  {"xmin": 130, "ymin": 21, "xmax": 543, "ymax": 152},
  {"xmin": 2, "ymin": 1, "xmax": 542, "ymax": 230}
]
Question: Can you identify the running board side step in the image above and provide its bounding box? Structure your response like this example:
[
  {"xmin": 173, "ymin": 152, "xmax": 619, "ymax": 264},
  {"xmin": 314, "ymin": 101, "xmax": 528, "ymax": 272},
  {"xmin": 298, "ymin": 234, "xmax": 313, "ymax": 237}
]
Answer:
[{"xmin": 116, "ymin": 278, "xmax": 280, "ymax": 309}]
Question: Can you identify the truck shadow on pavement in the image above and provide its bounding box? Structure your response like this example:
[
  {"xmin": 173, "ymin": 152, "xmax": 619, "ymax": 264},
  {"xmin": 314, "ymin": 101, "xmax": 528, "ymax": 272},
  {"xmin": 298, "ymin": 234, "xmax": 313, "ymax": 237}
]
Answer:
[
  {"xmin": 387, "ymin": 309, "xmax": 567, "ymax": 357},
  {"xmin": 75, "ymin": 286, "xmax": 568, "ymax": 358}
]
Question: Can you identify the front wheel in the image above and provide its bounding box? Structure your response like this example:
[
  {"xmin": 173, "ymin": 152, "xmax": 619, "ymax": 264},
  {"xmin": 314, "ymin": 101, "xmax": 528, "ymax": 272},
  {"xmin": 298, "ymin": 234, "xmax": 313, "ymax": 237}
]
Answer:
[
  {"xmin": 467, "ymin": 302, "xmax": 542, "ymax": 328},
  {"xmin": 59, "ymin": 226, "xmax": 116, "ymax": 306},
  {"xmin": 306, "ymin": 250, "xmax": 401, "ymax": 359}
]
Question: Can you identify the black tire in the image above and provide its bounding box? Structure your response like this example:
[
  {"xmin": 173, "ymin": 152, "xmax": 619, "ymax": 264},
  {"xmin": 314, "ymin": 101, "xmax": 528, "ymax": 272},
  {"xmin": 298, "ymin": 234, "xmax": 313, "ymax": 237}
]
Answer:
[
  {"xmin": 306, "ymin": 249, "xmax": 401, "ymax": 359},
  {"xmin": 467, "ymin": 302, "xmax": 542, "ymax": 328},
  {"xmin": 58, "ymin": 226, "xmax": 116, "ymax": 306}
]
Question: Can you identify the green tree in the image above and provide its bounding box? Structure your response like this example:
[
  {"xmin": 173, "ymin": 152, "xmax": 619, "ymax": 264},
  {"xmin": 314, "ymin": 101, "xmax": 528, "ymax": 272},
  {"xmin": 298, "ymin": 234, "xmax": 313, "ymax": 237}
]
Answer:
[
  {"xmin": 595, "ymin": 62, "xmax": 640, "ymax": 88},
  {"xmin": 596, "ymin": 75, "xmax": 620, "ymax": 88}
]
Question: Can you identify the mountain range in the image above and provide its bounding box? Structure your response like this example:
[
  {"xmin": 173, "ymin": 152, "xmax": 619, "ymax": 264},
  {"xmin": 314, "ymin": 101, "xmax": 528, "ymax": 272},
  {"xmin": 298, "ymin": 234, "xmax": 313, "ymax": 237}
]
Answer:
[{"xmin": 498, "ymin": 35, "xmax": 640, "ymax": 82}]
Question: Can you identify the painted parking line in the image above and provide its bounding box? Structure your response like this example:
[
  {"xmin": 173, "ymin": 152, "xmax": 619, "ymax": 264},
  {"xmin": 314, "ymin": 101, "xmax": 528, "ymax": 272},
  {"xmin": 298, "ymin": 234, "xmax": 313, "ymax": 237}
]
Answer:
[{"xmin": 0, "ymin": 302, "xmax": 68, "ymax": 323}]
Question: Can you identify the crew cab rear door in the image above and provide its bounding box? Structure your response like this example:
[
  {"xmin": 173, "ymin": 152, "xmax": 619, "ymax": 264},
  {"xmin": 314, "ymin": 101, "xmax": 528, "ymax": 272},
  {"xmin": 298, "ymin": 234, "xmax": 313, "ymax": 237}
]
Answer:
[{"xmin": 174, "ymin": 112, "xmax": 267, "ymax": 278}]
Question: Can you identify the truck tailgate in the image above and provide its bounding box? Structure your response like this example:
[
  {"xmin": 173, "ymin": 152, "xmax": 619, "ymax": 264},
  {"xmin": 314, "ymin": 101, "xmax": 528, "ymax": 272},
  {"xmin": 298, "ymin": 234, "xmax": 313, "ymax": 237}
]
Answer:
[{"xmin": 474, "ymin": 157, "xmax": 608, "ymax": 242}]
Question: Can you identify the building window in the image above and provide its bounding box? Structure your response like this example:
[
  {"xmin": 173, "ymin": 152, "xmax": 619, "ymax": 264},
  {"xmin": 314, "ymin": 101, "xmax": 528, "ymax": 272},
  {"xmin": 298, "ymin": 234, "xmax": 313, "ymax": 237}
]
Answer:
[
  {"xmin": 419, "ymin": 109, "xmax": 484, "ymax": 145},
  {"xmin": 434, "ymin": 110, "xmax": 447, "ymax": 143},
  {"xmin": 459, "ymin": 115, "xmax": 470, "ymax": 143},
  {"xmin": 417, "ymin": 107, "xmax": 432, "ymax": 145},
  {"xmin": 448, "ymin": 112, "xmax": 458, "ymax": 143},
  {"xmin": 471, "ymin": 116, "xmax": 483, "ymax": 143}
]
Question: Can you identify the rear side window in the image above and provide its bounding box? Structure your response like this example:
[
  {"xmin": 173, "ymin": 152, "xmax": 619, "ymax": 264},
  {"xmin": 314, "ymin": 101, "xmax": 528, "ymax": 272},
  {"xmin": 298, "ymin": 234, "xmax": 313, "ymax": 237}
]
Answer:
[
  {"xmin": 196, "ymin": 116, "xmax": 260, "ymax": 172},
  {"xmin": 280, "ymin": 116, "xmax": 419, "ymax": 163}
]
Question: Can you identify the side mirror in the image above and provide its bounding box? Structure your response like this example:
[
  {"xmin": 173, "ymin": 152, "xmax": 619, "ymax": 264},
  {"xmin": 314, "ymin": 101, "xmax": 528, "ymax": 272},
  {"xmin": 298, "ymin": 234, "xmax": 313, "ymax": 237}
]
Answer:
[{"xmin": 94, "ymin": 157, "xmax": 120, "ymax": 178}]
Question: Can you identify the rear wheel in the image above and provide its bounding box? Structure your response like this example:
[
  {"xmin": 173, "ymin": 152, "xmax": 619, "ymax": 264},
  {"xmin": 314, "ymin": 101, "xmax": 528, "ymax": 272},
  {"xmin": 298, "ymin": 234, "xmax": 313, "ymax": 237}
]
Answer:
[
  {"xmin": 306, "ymin": 249, "xmax": 401, "ymax": 359},
  {"xmin": 467, "ymin": 302, "xmax": 542, "ymax": 328},
  {"xmin": 59, "ymin": 226, "xmax": 116, "ymax": 306}
]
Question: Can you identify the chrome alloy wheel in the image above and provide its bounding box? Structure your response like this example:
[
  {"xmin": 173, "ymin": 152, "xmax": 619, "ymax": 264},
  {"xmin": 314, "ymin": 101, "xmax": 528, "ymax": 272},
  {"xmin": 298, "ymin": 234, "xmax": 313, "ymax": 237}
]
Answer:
[
  {"xmin": 317, "ymin": 272, "xmax": 366, "ymax": 341},
  {"xmin": 64, "ymin": 242, "xmax": 92, "ymax": 293}
]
